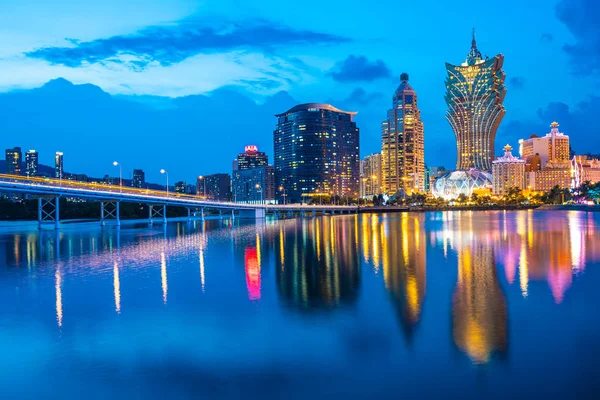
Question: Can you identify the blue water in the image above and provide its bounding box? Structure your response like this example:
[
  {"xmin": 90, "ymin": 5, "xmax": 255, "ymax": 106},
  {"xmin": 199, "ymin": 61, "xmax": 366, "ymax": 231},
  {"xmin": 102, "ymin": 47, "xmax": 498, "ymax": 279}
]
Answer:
[{"xmin": 1, "ymin": 211, "xmax": 599, "ymax": 398}]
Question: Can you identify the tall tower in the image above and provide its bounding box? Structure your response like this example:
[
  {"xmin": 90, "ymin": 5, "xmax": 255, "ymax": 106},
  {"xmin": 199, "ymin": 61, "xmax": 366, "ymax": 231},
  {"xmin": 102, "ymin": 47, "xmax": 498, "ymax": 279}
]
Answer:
[
  {"xmin": 55, "ymin": 152, "xmax": 64, "ymax": 179},
  {"xmin": 382, "ymin": 73, "xmax": 425, "ymax": 194},
  {"xmin": 445, "ymin": 30, "xmax": 506, "ymax": 171},
  {"xmin": 25, "ymin": 150, "xmax": 39, "ymax": 177}
]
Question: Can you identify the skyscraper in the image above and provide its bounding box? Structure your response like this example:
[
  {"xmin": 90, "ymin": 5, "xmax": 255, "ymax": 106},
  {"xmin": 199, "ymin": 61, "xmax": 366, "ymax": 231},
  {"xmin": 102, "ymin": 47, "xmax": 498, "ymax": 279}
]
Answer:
[
  {"xmin": 5, "ymin": 147, "xmax": 22, "ymax": 175},
  {"xmin": 201, "ymin": 173, "xmax": 231, "ymax": 201},
  {"xmin": 55, "ymin": 152, "xmax": 64, "ymax": 179},
  {"xmin": 382, "ymin": 73, "xmax": 425, "ymax": 194},
  {"xmin": 492, "ymin": 144, "xmax": 525, "ymax": 195},
  {"xmin": 445, "ymin": 30, "xmax": 506, "ymax": 171},
  {"xmin": 236, "ymin": 145, "xmax": 268, "ymax": 171},
  {"xmin": 25, "ymin": 150, "xmax": 39, "ymax": 177},
  {"xmin": 274, "ymin": 103, "xmax": 360, "ymax": 203},
  {"xmin": 360, "ymin": 153, "xmax": 382, "ymax": 198},
  {"xmin": 132, "ymin": 169, "xmax": 145, "ymax": 188}
]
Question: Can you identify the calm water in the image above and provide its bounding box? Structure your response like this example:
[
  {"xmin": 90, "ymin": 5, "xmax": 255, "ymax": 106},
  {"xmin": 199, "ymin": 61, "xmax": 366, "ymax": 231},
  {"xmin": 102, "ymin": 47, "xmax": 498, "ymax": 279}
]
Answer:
[{"xmin": 1, "ymin": 211, "xmax": 599, "ymax": 399}]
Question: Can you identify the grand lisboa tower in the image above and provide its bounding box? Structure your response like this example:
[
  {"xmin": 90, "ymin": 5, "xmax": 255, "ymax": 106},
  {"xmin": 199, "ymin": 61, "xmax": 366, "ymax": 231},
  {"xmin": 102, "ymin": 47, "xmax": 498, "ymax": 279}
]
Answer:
[{"xmin": 433, "ymin": 30, "xmax": 506, "ymax": 199}]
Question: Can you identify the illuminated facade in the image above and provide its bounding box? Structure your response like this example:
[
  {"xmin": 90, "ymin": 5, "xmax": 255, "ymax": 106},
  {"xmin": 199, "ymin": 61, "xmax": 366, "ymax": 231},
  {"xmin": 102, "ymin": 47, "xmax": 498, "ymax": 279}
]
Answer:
[
  {"xmin": 55, "ymin": 152, "xmax": 64, "ymax": 179},
  {"xmin": 432, "ymin": 169, "xmax": 492, "ymax": 200},
  {"xmin": 132, "ymin": 169, "xmax": 145, "ymax": 188},
  {"xmin": 274, "ymin": 103, "xmax": 360, "ymax": 203},
  {"xmin": 232, "ymin": 165, "xmax": 275, "ymax": 204},
  {"xmin": 526, "ymin": 163, "xmax": 571, "ymax": 192},
  {"xmin": 360, "ymin": 153, "xmax": 382, "ymax": 198},
  {"xmin": 25, "ymin": 150, "xmax": 38, "ymax": 177},
  {"xmin": 236, "ymin": 145, "xmax": 268, "ymax": 171},
  {"xmin": 492, "ymin": 144, "xmax": 525, "ymax": 195},
  {"xmin": 445, "ymin": 30, "xmax": 506, "ymax": 171},
  {"xmin": 519, "ymin": 122, "xmax": 570, "ymax": 170},
  {"xmin": 201, "ymin": 173, "xmax": 231, "ymax": 201},
  {"xmin": 5, "ymin": 147, "xmax": 22, "ymax": 175},
  {"xmin": 572, "ymin": 155, "xmax": 600, "ymax": 187},
  {"xmin": 382, "ymin": 73, "xmax": 425, "ymax": 194}
]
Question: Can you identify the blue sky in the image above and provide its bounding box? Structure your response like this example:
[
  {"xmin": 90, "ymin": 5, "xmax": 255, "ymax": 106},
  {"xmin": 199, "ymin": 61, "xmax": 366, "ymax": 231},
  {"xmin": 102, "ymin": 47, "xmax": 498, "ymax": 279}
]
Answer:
[{"xmin": 0, "ymin": 0, "xmax": 598, "ymax": 183}]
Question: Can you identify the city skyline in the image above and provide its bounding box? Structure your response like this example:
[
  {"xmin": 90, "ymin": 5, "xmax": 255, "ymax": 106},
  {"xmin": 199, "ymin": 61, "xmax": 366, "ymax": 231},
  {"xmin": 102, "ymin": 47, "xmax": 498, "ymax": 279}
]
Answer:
[{"xmin": 0, "ymin": 0, "xmax": 598, "ymax": 183}]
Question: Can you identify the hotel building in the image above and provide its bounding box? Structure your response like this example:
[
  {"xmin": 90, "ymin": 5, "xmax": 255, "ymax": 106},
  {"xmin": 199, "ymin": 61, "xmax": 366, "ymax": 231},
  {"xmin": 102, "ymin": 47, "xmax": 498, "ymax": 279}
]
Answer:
[{"xmin": 492, "ymin": 144, "xmax": 525, "ymax": 195}]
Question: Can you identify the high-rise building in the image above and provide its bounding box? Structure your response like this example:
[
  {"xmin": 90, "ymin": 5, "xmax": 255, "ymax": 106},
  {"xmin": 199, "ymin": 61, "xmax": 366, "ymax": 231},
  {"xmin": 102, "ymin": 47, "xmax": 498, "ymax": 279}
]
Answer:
[
  {"xmin": 445, "ymin": 30, "xmax": 506, "ymax": 171},
  {"xmin": 232, "ymin": 165, "xmax": 275, "ymax": 204},
  {"xmin": 519, "ymin": 122, "xmax": 570, "ymax": 169},
  {"xmin": 5, "ymin": 147, "xmax": 22, "ymax": 175},
  {"xmin": 237, "ymin": 145, "xmax": 268, "ymax": 171},
  {"xmin": 200, "ymin": 173, "xmax": 231, "ymax": 201},
  {"xmin": 55, "ymin": 152, "xmax": 64, "ymax": 179},
  {"xmin": 381, "ymin": 73, "xmax": 425, "ymax": 194},
  {"xmin": 492, "ymin": 144, "xmax": 525, "ymax": 195},
  {"xmin": 274, "ymin": 103, "xmax": 360, "ymax": 203},
  {"xmin": 360, "ymin": 153, "xmax": 382, "ymax": 198},
  {"xmin": 174, "ymin": 181, "xmax": 187, "ymax": 194},
  {"xmin": 132, "ymin": 169, "xmax": 145, "ymax": 188},
  {"xmin": 25, "ymin": 150, "xmax": 39, "ymax": 177},
  {"xmin": 572, "ymin": 156, "xmax": 600, "ymax": 187}
]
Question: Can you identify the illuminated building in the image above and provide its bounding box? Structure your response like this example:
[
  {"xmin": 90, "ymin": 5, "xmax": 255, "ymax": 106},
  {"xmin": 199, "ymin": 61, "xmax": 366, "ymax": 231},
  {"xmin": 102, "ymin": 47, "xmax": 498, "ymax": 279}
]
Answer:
[
  {"xmin": 55, "ymin": 152, "xmax": 64, "ymax": 179},
  {"xmin": 274, "ymin": 103, "xmax": 360, "ymax": 203},
  {"xmin": 527, "ymin": 164, "xmax": 571, "ymax": 192},
  {"xmin": 5, "ymin": 147, "xmax": 22, "ymax": 175},
  {"xmin": 519, "ymin": 122, "xmax": 570, "ymax": 170},
  {"xmin": 132, "ymin": 169, "xmax": 145, "ymax": 188},
  {"xmin": 360, "ymin": 153, "xmax": 382, "ymax": 198},
  {"xmin": 453, "ymin": 244, "xmax": 507, "ymax": 364},
  {"xmin": 572, "ymin": 155, "xmax": 600, "ymax": 187},
  {"xmin": 492, "ymin": 144, "xmax": 525, "ymax": 195},
  {"xmin": 445, "ymin": 30, "xmax": 506, "ymax": 172},
  {"xmin": 174, "ymin": 181, "xmax": 186, "ymax": 194},
  {"xmin": 232, "ymin": 165, "xmax": 275, "ymax": 204},
  {"xmin": 236, "ymin": 145, "xmax": 268, "ymax": 171},
  {"xmin": 432, "ymin": 169, "xmax": 492, "ymax": 200},
  {"xmin": 25, "ymin": 150, "xmax": 38, "ymax": 177},
  {"xmin": 201, "ymin": 173, "xmax": 231, "ymax": 201},
  {"xmin": 381, "ymin": 73, "xmax": 425, "ymax": 194}
]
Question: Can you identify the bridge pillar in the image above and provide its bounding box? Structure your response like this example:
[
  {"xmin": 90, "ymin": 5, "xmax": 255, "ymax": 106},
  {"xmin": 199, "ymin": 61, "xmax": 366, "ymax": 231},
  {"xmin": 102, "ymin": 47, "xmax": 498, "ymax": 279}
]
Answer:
[
  {"xmin": 300, "ymin": 210, "xmax": 305, "ymax": 217},
  {"xmin": 201, "ymin": 208, "xmax": 205, "ymax": 221},
  {"xmin": 232, "ymin": 209, "xmax": 235, "ymax": 221},
  {"xmin": 37, "ymin": 198, "xmax": 42, "ymax": 230},
  {"xmin": 55, "ymin": 196, "xmax": 60, "ymax": 229},
  {"xmin": 36, "ymin": 196, "xmax": 60, "ymax": 229},
  {"xmin": 116, "ymin": 201, "xmax": 121, "ymax": 227},
  {"xmin": 219, "ymin": 210, "xmax": 223, "ymax": 220},
  {"xmin": 187, "ymin": 208, "xmax": 191, "ymax": 222},
  {"xmin": 312, "ymin": 210, "xmax": 316, "ymax": 217},
  {"xmin": 100, "ymin": 201, "xmax": 120, "ymax": 227},
  {"xmin": 148, "ymin": 205, "xmax": 153, "ymax": 226},
  {"xmin": 163, "ymin": 205, "xmax": 167, "ymax": 225}
]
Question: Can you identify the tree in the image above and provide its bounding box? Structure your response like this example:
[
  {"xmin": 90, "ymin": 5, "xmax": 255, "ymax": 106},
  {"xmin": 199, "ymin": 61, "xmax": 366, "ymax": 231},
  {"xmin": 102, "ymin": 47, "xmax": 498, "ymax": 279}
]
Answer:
[
  {"xmin": 456, "ymin": 193, "xmax": 467, "ymax": 204},
  {"xmin": 373, "ymin": 195, "xmax": 380, "ymax": 206}
]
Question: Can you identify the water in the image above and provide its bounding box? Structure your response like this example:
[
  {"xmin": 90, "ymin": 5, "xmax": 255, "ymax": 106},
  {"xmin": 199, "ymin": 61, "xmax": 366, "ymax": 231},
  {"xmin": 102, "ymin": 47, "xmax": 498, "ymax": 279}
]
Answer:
[{"xmin": 1, "ymin": 211, "xmax": 599, "ymax": 398}]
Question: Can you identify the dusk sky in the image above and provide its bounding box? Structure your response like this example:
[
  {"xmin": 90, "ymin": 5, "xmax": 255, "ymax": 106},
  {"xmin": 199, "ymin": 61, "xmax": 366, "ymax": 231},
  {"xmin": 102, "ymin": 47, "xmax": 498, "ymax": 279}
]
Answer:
[{"xmin": 0, "ymin": 0, "xmax": 598, "ymax": 183}]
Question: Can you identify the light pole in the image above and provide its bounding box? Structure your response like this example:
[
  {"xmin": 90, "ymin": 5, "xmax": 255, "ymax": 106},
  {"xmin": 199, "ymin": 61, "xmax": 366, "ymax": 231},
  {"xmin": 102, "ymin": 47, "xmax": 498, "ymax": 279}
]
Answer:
[
  {"xmin": 198, "ymin": 175, "xmax": 206, "ymax": 199},
  {"xmin": 113, "ymin": 161, "xmax": 122, "ymax": 194},
  {"xmin": 160, "ymin": 169, "xmax": 169, "ymax": 196},
  {"xmin": 279, "ymin": 186, "xmax": 286, "ymax": 205},
  {"xmin": 255, "ymin": 183, "xmax": 263, "ymax": 204}
]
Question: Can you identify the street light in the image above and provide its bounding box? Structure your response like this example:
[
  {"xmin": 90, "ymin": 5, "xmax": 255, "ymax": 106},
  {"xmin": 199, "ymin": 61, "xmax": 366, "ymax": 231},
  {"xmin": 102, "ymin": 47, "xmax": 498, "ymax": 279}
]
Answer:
[
  {"xmin": 279, "ymin": 185, "xmax": 286, "ymax": 205},
  {"xmin": 255, "ymin": 183, "xmax": 263, "ymax": 204},
  {"xmin": 160, "ymin": 169, "xmax": 169, "ymax": 196},
  {"xmin": 198, "ymin": 175, "xmax": 206, "ymax": 199},
  {"xmin": 113, "ymin": 161, "xmax": 122, "ymax": 194}
]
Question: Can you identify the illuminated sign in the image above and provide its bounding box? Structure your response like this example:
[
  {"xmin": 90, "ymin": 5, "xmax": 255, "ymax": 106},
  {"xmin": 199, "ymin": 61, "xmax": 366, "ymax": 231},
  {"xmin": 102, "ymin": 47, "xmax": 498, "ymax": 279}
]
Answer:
[{"xmin": 245, "ymin": 145, "xmax": 258, "ymax": 153}]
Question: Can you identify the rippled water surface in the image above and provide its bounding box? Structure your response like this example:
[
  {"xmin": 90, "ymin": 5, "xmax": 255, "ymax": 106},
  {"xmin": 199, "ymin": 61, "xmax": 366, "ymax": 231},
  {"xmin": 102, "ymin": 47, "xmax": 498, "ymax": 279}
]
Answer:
[{"xmin": 1, "ymin": 211, "xmax": 600, "ymax": 398}]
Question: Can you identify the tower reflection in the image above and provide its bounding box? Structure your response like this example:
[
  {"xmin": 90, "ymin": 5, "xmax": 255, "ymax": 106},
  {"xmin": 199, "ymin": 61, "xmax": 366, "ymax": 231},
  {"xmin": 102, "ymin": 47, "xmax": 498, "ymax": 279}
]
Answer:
[
  {"xmin": 276, "ymin": 217, "xmax": 360, "ymax": 309},
  {"xmin": 452, "ymin": 244, "xmax": 507, "ymax": 364}
]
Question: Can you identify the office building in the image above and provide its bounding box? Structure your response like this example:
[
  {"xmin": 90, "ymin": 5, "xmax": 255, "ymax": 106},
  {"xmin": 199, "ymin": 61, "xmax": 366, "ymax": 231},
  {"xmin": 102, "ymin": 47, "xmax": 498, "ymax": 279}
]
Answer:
[
  {"xmin": 5, "ymin": 147, "xmax": 22, "ymax": 175},
  {"xmin": 236, "ymin": 145, "xmax": 268, "ymax": 171},
  {"xmin": 200, "ymin": 173, "xmax": 231, "ymax": 201},
  {"xmin": 25, "ymin": 150, "xmax": 38, "ymax": 177},
  {"xmin": 174, "ymin": 181, "xmax": 187, "ymax": 194},
  {"xmin": 444, "ymin": 30, "xmax": 506, "ymax": 171},
  {"xmin": 381, "ymin": 73, "xmax": 425, "ymax": 194},
  {"xmin": 132, "ymin": 169, "xmax": 145, "ymax": 188},
  {"xmin": 360, "ymin": 153, "xmax": 382, "ymax": 198},
  {"xmin": 232, "ymin": 165, "xmax": 275, "ymax": 204},
  {"xmin": 492, "ymin": 144, "xmax": 525, "ymax": 195},
  {"xmin": 274, "ymin": 103, "xmax": 360, "ymax": 203},
  {"xmin": 55, "ymin": 152, "xmax": 64, "ymax": 179}
]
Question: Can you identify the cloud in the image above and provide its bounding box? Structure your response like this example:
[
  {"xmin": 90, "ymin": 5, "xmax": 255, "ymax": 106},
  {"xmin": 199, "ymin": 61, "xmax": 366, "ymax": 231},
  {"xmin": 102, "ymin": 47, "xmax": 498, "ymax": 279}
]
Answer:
[
  {"xmin": 25, "ymin": 17, "xmax": 349, "ymax": 69},
  {"xmin": 556, "ymin": 0, "xmax": 600, "ymax": 75},
  {"xmin": 328, "ymin": 55, "xmax": 391, "ymax": 82},
  {"xmin": 509, "ymin": 76, "xmax": 525, "ymax": 89},
  {"xmin": 540, "ymin": 33, "xmax": 553, "ymax": 43},
  {"xmin": 343, "ymin": 88, "xmax": 384, "ymax": 106}
]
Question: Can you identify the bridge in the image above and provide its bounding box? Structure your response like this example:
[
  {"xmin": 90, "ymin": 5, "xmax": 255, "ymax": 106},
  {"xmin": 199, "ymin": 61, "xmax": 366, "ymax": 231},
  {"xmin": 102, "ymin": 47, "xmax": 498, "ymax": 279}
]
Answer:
[{"xmin": 0, "ymin": 174, "xmax": 358, "ymax": 228}]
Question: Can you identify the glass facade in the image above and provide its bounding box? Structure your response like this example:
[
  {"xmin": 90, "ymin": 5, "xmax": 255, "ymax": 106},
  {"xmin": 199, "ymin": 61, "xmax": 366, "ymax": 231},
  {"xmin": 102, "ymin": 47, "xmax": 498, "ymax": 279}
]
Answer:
[
  {"xmin": 232, "ymin": 166, "xmax": 275, "ymax": 204},
  {"xmin": 5, "ymin": 147, "xmax": 22, "ymax": 175},
  {"xmin": 200, "ymin": 173, "xmax": 231, "ymax": 201},
  {"xmin": 25, "ymin": 150, "xmax": 38, "ymax": 177},
  {"xmin": 445, "ymin": 31, "xmax": 506, "ymax": 171},
  {"xmin": 132, "ymin": 169, "xmax": 145, "ymax": 188},
  {"xmin": 382, "ymin": 73, "xmax": 425, "ymax": 194},
  {"xmin": 432, "ymin": 169, "xmax": 493, "ymax": 200},
  {"xmin": 236, "ymin": 146, "xmax": 268, "ymax": 171},
  {"xmin": 274, "ymin": 103, "xmax": 360, "ymax": 203}
]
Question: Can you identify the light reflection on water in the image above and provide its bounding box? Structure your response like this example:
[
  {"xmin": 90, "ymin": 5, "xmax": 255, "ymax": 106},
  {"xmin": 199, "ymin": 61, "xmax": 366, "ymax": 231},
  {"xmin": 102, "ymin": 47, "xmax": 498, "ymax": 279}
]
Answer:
[{"xmin": 0, "ymin": 211, "xmax": 599, "ymax": 398}]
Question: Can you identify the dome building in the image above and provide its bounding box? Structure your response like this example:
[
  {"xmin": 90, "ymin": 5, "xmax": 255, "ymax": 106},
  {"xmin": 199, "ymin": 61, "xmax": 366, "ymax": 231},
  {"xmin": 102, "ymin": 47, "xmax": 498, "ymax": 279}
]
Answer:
[{"xmin": 432, "ymin": 169, "xmax": 492, "ymax": 200}]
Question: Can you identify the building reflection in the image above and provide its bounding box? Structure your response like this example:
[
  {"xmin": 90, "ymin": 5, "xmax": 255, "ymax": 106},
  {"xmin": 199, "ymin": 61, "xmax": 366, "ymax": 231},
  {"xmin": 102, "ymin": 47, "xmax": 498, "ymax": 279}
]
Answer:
[
  {"xmin": 276, "ymin": 217, "xmax": 360, "ymax": 309},
  {"xmin": 452, "ymin": 244, "xmax": 507, "ymax": 364}
]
